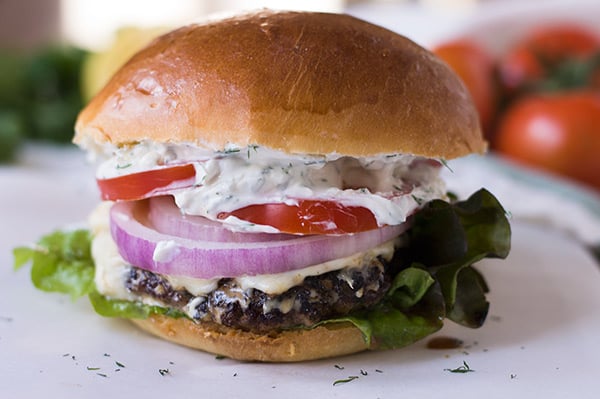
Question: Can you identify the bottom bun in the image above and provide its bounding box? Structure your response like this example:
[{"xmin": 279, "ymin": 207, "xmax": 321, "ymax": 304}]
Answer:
[{"xmin": 131, "ymin": 315, "xmax": 370, "ymax": 362}]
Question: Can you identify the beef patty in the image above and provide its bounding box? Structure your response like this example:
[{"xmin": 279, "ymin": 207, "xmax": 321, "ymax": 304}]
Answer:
[{"xmin": 126, "ymin": 255, "xmax": 392, "ymax": 333}]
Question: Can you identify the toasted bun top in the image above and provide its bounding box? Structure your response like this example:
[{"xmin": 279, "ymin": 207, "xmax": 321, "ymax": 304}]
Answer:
[{"xmin": 75, "ymin": 10, "xmax": 485, "ymax": 159}]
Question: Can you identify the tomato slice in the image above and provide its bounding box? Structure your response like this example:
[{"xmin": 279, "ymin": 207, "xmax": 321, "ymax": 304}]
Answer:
[
  {"xmin": 219, "ymin": 200, "xmax": 379, "ymax": 235},
  {"xmin": 97, "ymin": 164, "xmax": 196, "ymax": 201}
]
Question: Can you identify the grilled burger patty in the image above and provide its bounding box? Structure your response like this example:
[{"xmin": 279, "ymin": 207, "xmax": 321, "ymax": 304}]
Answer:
[{"xmin": 126, "ymin": 256, "xmax": 392, "ymax": 333}]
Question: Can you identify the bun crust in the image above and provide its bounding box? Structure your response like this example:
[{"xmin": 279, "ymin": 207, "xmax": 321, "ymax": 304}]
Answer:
[
  {"xmin": 131, "ymin": 315, "xmax": 370, "ymax": 362},
  {"xmin": 75, "ymin": 10, "xmax": 485, "ymax": 159}
]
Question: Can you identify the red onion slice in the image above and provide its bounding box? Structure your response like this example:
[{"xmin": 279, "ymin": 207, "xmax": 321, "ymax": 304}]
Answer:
[
  {"xmin": 147, "ymin": 196, "xmax": 295, "ymax": 243},
  {"xmin": 110, "ymin": 200, "xmax": 408, "ymax": 279}
]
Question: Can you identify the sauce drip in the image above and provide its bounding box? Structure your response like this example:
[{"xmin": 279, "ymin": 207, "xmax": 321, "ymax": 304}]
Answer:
[{"xmin": 426, "ymin": 336, "xmax": 463, "ymax": 350}]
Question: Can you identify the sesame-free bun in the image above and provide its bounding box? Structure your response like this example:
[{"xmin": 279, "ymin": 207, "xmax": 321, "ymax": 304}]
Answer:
[
  {"xmin": 74, "ymin": 10, "xmax": 485, "ymax": 159},
  {"xmin": 131, "ymin": 315, "xmax": 370, "ymax": 362}
]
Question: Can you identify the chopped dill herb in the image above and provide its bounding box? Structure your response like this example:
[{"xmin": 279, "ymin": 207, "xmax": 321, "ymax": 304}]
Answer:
[
  {"xmin": 444, "ymin": 361, "xmax": 475, "ymax": 373},
  {"xmin": 87, "ymin": 366, "xmax": 101, "ymax": 371},
  {"xmin": 281, "ymin": 162, "xmax": 293, "ymax": 174},
  {"xmin": 439, "ymin": 159, "xmax": 454, "ymax": 173},
  {"xmin": 97, "ymin": 373, "xmax": 108, "ymax": 378},
  {"xmin": 360, "ymin": 369, "xmax": 368, "ymax": 376},
  {"xmin": 247, "ymin": 144, "xmax": 259, "ymax": 159},
  {"xmin": 159, "ymin": 368, "xmax": 170, "ymax": 376},
  {"xmin": 116, "ymin": 163, "xmax": 132, "ymax": 170},
  {"xmin": 334, "ymin": 364, "xmax": 345, "ymax": 370},
  {"xmin": 333, "ymin": 376, "xmax": 359, "ymax": 386},
  {"xmin": 446, "ymin": 191, "xmax": 458, "ymax": 202},
  {"xmin": 115, "ymin": 361, "xmax": 125, "ymax": 368},
  {"xmin": 221, "ymin": 148, "xmax": 240, "ymax": 154},
  {"xmin": 364, "ymin": 160, "xmax": 376, "ymax": 167},
  {"xmin": 375, "ymin": 369, "xmax": 383, "ymax": 373},
  {"xmin": 412, "ymin": 195, "xmax": 424, "ymax": 205},
  {"xmin": 303, "ymin": 159, "xmax": 325, "ymax": 166}
]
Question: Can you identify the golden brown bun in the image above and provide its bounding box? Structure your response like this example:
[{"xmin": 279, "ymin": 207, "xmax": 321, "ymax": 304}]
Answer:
[
  {"xmin": 131, "ymin": 315, "xmax": 370, "ymax": 362},
  {"xmin": 75, "ymin": 10, "xmax": 485, "ymax": 159}
]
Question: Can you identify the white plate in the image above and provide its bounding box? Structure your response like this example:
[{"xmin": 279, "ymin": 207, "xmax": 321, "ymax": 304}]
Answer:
[{"xmin": 1, "ymin": 145, "xmax": 600, "ymax": 398}]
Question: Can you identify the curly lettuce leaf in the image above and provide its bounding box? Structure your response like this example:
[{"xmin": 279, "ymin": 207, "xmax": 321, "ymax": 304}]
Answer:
[
  {"xmin": 327, "ymin": 188, "xmax": 511, "ymax": 348},
  {"xmin": 13, "ymin": 229, "xmax": 178, "ymax": 319},
  {"xmin": 412, "ymin": 188, "xmax": 511, "ymax": 327},
  {"xmin": 14, "ymin": 229, "xmax": 95, "ymax": 300},
  {"xmin": 326, "ymin": 266, "xmax": 442, "ymax": 349},
  {"xmin": 89, "ymin": 291, "xmax": 185, "ymax": 319}
]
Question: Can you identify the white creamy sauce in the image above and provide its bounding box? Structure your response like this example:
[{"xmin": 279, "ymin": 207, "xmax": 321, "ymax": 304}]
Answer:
[
  {"xmin": 234, "ymin": 239, "xmax": 396, "ymax": 294},
  {"xmin": 92, "ymin": 142, "xmax": 446, "ymax": 233},
  {"xmin": 152, "ymin": 240, "xmax": 180, "ymax": 263}
]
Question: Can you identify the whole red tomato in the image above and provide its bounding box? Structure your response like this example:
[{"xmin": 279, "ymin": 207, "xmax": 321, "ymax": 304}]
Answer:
[
  {"xmin": 433, "ymin": 40, "xmax": 497, "ymax": 137},
  {"xmin": 495, "ymin": 91, "xmax": 600, "ymax": 190},
  {"xmin": 498, "ymin": 24, "xmax": 600, "ymax": 95}
]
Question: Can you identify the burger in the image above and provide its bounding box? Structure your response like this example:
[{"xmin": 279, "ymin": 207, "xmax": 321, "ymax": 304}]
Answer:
[{"xmin": 15, "ymin": 10, "xmax": 510, "ymax": 362}]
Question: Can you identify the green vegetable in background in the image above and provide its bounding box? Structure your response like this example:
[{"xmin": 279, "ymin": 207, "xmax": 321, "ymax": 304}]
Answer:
[
  {"xmin": 0, "ymin": 45, "xmax": 87, "ymax": 162},
  {"xmin": 0, "ymin": 110, "xmax": 24, "ymax": 162},
  {"xmin": 23, "ymin": 46, "xmax": 87, "ymax": 142},
  {"xmin": 0, "ymin": 52, "xmax": 27, "ymax": 161},
  {"xmin": 13, "ymin": 189, "xmax": 511, "ymax": 351}
]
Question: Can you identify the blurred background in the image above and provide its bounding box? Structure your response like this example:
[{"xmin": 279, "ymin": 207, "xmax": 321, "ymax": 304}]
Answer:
[{"xmin": 1, "ymin": 0, "xmax": 599, "ymax": 195}]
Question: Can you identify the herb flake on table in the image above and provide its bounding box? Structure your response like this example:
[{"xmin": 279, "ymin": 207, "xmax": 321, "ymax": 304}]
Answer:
[
  {"xmin": 159, "ymin": 368, "xmax": 170, "ymax": 376},
  {"xmin": 333, "ymin": 376, "xmax": 359, "ymax": 386},
  {"xmin": 444, "ymin": 361, "xmax": 475, "ymax": 373}
]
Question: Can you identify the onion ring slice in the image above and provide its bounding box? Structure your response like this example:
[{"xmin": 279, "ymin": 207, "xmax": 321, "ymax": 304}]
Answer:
[{"xmin": 110, "ymin": 200, "xmax": 408, "ymax": 279}]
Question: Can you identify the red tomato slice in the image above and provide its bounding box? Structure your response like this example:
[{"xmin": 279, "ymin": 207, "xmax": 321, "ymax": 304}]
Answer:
[
  {"xmin": 219, "ymin": 200, "xmax": 379, "ymax": 235},
  {"xmin": 97, "ymin": 164, "xmax": 196, "ymax": 201}
]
